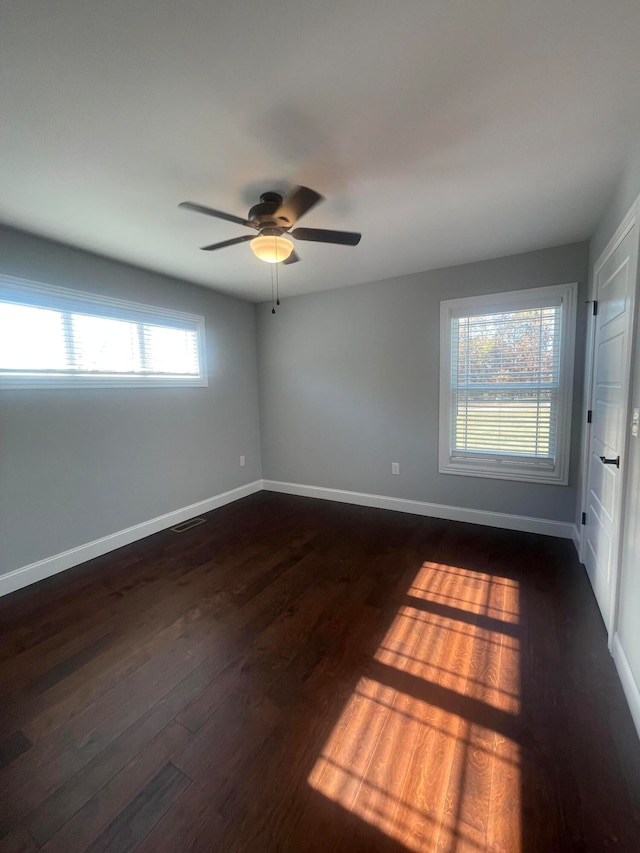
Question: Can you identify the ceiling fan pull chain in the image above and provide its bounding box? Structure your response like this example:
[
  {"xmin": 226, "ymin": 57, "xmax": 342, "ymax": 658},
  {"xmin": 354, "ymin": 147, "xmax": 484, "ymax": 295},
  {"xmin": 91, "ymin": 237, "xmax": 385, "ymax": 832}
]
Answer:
[
  {"xmin": 276, "ymin": 255, "xmax": 280, "ymax": 306},
  {"xmin": 271, "ymin": 263, "xmax": 275, "ymax": 314}
]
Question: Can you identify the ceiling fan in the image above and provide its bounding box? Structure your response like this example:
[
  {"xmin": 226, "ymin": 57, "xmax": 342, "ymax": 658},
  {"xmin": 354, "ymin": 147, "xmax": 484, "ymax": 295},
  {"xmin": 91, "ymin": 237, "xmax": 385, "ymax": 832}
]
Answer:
[{"xmin": 179, "ymin": 186, "xmax": 361, "ymax": 265}]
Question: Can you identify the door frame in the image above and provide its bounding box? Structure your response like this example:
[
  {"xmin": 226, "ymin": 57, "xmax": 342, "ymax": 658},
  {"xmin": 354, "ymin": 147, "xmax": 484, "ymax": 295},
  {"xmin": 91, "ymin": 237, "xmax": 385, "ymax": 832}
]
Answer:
[{"xmin": 579, "ymin": 193, "xmax": 640, "ymax": 648}]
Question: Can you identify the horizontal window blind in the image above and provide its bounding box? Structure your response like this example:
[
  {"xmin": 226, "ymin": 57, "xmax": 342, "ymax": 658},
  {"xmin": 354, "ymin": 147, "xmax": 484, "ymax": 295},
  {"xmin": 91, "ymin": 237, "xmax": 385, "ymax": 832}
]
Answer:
[
  {"xmin": 0, "ymin": 277, "xmax": 206, "ymax": 388},
  {"xmin": 450, "ymin": 306, "xmax": 561, "ymax": 467}
]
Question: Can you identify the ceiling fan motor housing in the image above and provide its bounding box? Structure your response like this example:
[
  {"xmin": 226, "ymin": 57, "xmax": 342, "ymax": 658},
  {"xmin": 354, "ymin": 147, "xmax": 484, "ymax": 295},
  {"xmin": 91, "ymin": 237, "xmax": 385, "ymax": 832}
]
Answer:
[{"xmin": 249, "ymin": 192, "xmax": 292, "ymax": 230}]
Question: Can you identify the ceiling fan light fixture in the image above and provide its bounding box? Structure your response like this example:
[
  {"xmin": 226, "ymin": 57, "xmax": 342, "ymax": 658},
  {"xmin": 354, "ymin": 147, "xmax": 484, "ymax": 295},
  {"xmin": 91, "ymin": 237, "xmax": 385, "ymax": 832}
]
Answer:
[{"xmin": 250, "ymin": 234, "xmax": 294, "ymax": 264}]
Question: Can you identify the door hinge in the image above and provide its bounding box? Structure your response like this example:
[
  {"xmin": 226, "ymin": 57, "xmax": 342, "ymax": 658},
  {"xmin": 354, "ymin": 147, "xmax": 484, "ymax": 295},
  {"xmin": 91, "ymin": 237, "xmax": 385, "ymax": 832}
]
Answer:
[
  {"xmin": 587, "ymin": 409, "xmax": 592, "ymax": 424},
  {"xmin": 593, "ymin": 300, "xmax": 598, "ymax": 316},
  {"xmin": 581, "ymin": 512, "xmax": 587, "ymax": 525}
]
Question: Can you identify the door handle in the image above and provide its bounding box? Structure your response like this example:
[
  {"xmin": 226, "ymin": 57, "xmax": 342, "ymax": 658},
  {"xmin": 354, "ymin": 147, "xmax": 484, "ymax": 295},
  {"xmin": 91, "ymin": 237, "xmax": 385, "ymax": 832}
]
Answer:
[{"xmin": 599, "ymin": 455, "xmax": 620, "ymax": 468}]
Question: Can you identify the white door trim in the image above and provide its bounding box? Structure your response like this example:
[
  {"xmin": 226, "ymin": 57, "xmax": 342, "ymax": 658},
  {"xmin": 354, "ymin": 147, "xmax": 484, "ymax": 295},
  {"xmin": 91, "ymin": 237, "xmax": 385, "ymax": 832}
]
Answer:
[
  {"xmin": 579, "ymin": 192, "xmax": 640, "ymax": 647},
  {"xmin": 579, "ymin": 206, "xmax": 637, "ymax": 565}
]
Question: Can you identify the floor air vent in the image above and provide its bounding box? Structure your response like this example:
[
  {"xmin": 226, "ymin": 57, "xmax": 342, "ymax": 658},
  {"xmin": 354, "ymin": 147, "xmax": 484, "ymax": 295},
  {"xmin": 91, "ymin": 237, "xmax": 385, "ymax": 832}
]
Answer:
[{"xmin": 171, "ymin": 517, "xmax": 206, "ymax": 533}]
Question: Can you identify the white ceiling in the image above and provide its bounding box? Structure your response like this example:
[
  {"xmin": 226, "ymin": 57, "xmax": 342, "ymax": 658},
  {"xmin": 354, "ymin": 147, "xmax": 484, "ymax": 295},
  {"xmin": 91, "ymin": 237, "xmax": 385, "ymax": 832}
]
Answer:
[{"xmin": 2, "ymin": 1, "xmax": 640, "ymax": 302}]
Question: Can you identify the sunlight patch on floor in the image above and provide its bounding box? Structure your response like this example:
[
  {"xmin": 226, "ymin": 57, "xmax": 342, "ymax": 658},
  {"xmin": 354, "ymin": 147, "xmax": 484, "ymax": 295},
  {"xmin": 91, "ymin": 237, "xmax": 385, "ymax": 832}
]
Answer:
[{"xmin": 308, "ymin": 561, "xmax": 522, "ymax": 852}]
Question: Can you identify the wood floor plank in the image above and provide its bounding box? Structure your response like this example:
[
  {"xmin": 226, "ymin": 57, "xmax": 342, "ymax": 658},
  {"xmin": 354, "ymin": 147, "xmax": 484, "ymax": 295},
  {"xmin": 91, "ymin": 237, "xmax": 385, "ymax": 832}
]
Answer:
[
  {"xmin": 40, "ymin": 723, "xmax": 191, "ymax": 853},
  {"xmin": 20, "ymin": 605, "xmax": 216, "ymax": 742},
  {"xmin": 485, "ymin": 565, "xmax": 522, "ymax": 853},
  {"xmin": 26, "ymin": 659, "xmax": 217, "ymax": 846},
  {"xmin": 136, "ymin": 700, "xmax": 282, "ymax": 853},
  {"xmin": 0, "ymin": 732, "xmax": 32, "ymax": 773},
  {"xmin": 84, "ymin": 761, "xmax": 190, "ymax": 853},
  {"xmin": 0, "ymin": 493, "xmax": 639, "ymax": 852},
  {"xmin": 24, "ymin": 635, "xmax": 116, "ymax": 698},
  {"xmin": 0, "ymin": 644, "xmax": 198, "ymax": 831},
  {"xmin": 0, "ymin": 827, "xmax": 36, "ymax": 853},
  {"xmin": 365, "ymin": 563, "xmax": 463, "ymax": 851}
]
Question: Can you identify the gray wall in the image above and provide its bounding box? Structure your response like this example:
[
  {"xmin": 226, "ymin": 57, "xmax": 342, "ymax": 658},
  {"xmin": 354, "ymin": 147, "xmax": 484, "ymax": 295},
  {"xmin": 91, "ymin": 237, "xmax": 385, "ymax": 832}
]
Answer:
[
  {"xmin": 257, "ymin": 242, "xmax": 589, "ymax": 523},
  {"xmin": 588, "ymin": 139, "xmax": 640, "ymax": 707},
  {"xmin": 591, "ymin": 142, "xmax": 640, "ymax": 264},
  {"xmin": 0, "ymin": 226, "xmax": 262, "ymax": 575}
]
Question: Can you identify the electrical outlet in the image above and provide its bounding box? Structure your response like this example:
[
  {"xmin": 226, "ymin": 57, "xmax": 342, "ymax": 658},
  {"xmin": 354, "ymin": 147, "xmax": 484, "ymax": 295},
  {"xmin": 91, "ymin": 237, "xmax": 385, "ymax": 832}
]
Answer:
[
  {"xmin": 391, "ymin": 462, "xmax": 400, "ymax": 475},
  {"xmin": 240, "ymin": 455, "xmax": 246, "ymax": 467}
]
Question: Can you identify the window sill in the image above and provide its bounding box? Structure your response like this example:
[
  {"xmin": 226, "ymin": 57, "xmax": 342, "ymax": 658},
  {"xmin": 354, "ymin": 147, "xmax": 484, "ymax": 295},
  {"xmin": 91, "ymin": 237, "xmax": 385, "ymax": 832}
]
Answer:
[
  {"xmin": 0, "ymin": 375, "xmax": 208, "ymax": 390},
  {"xmin": 439, "ymin": 460, "xmax": 568, "ymax": 485}
]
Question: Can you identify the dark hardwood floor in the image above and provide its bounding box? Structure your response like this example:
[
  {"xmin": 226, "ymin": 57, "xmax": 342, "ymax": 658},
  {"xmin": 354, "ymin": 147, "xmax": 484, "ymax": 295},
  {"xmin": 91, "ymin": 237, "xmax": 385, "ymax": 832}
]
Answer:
[{"xmin": 1, "ymin": 492, "xmax": 639, "ymax": 852}]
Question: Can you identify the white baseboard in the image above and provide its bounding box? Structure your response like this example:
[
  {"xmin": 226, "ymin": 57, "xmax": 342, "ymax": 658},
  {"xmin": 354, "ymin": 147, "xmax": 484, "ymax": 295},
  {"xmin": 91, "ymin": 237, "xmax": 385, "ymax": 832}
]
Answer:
[
  {"xmin": 612, "ymin": 633, "xmax": 640, "ymax": 741},
  {"xmin": 0, "ymin": 481, "xmax": 262, "ymax": 598},
  {"xmin": 1, "ymin": 477, "xmax": 576, "ymax": 598},
  {"xmin": 261, "ymin": 479, "xmax": 576, "ymax": 539}
]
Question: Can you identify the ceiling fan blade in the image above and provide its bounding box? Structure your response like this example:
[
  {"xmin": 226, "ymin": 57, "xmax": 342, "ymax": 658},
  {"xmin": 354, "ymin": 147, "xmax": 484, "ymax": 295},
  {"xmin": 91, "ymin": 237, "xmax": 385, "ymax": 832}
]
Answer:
[
  {"xmin": 274, "ymin": 186, "xmax": 323, "ymax": 227},
  {"xmin": 179, "ymin": 201, "xmax": 257, "ymax": 229},
  {"xmin": 282, "ymin": 250, "xmax": 300, "ymax": 265},
  {"xmin": 291, "ymin": 227, "xmax": 361, "ymax": 246},
  {"xmin": 200, "ymin": 234, "xmax": 254, "ymax": 251}
]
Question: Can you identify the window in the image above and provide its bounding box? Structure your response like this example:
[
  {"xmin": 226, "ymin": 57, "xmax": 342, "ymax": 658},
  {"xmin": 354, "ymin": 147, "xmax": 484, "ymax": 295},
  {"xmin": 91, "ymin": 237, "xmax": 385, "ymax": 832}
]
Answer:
[
  {"xmin": 439, "ymin": 283, "xmax": 577, "ymax": 484},
  {"xmin": 0, "ymin": 276, "xmax": 207, "ymax": 389}
]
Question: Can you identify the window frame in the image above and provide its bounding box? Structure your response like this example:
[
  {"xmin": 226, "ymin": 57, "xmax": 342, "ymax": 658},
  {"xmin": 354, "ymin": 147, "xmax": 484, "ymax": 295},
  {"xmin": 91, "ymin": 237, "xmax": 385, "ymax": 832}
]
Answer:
[
  {"xmin": 438, "ymin": 282, "xmax": 578, "ymax": 485},
  {"xmin": 0, "ymin": 275, "xmax": 208, "ymax": 390}
]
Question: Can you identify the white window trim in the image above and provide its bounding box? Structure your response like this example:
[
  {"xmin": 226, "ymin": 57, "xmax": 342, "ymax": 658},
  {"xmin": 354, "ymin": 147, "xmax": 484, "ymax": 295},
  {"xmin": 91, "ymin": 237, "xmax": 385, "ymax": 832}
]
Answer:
[
  {"xmin": 0, "ymin": 275, "xmax": 208, "ymax": 389},
  {"xmin": 438, "ymin": 282, "xmax": 578, "ymax": 485}
]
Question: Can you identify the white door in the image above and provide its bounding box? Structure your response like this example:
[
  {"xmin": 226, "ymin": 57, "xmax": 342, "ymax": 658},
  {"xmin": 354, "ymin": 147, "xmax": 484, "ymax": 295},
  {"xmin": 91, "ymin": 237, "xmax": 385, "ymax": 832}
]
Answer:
[{"xmin": 583, "ymin": 224, "xmax": 638, "ymax": 632}]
